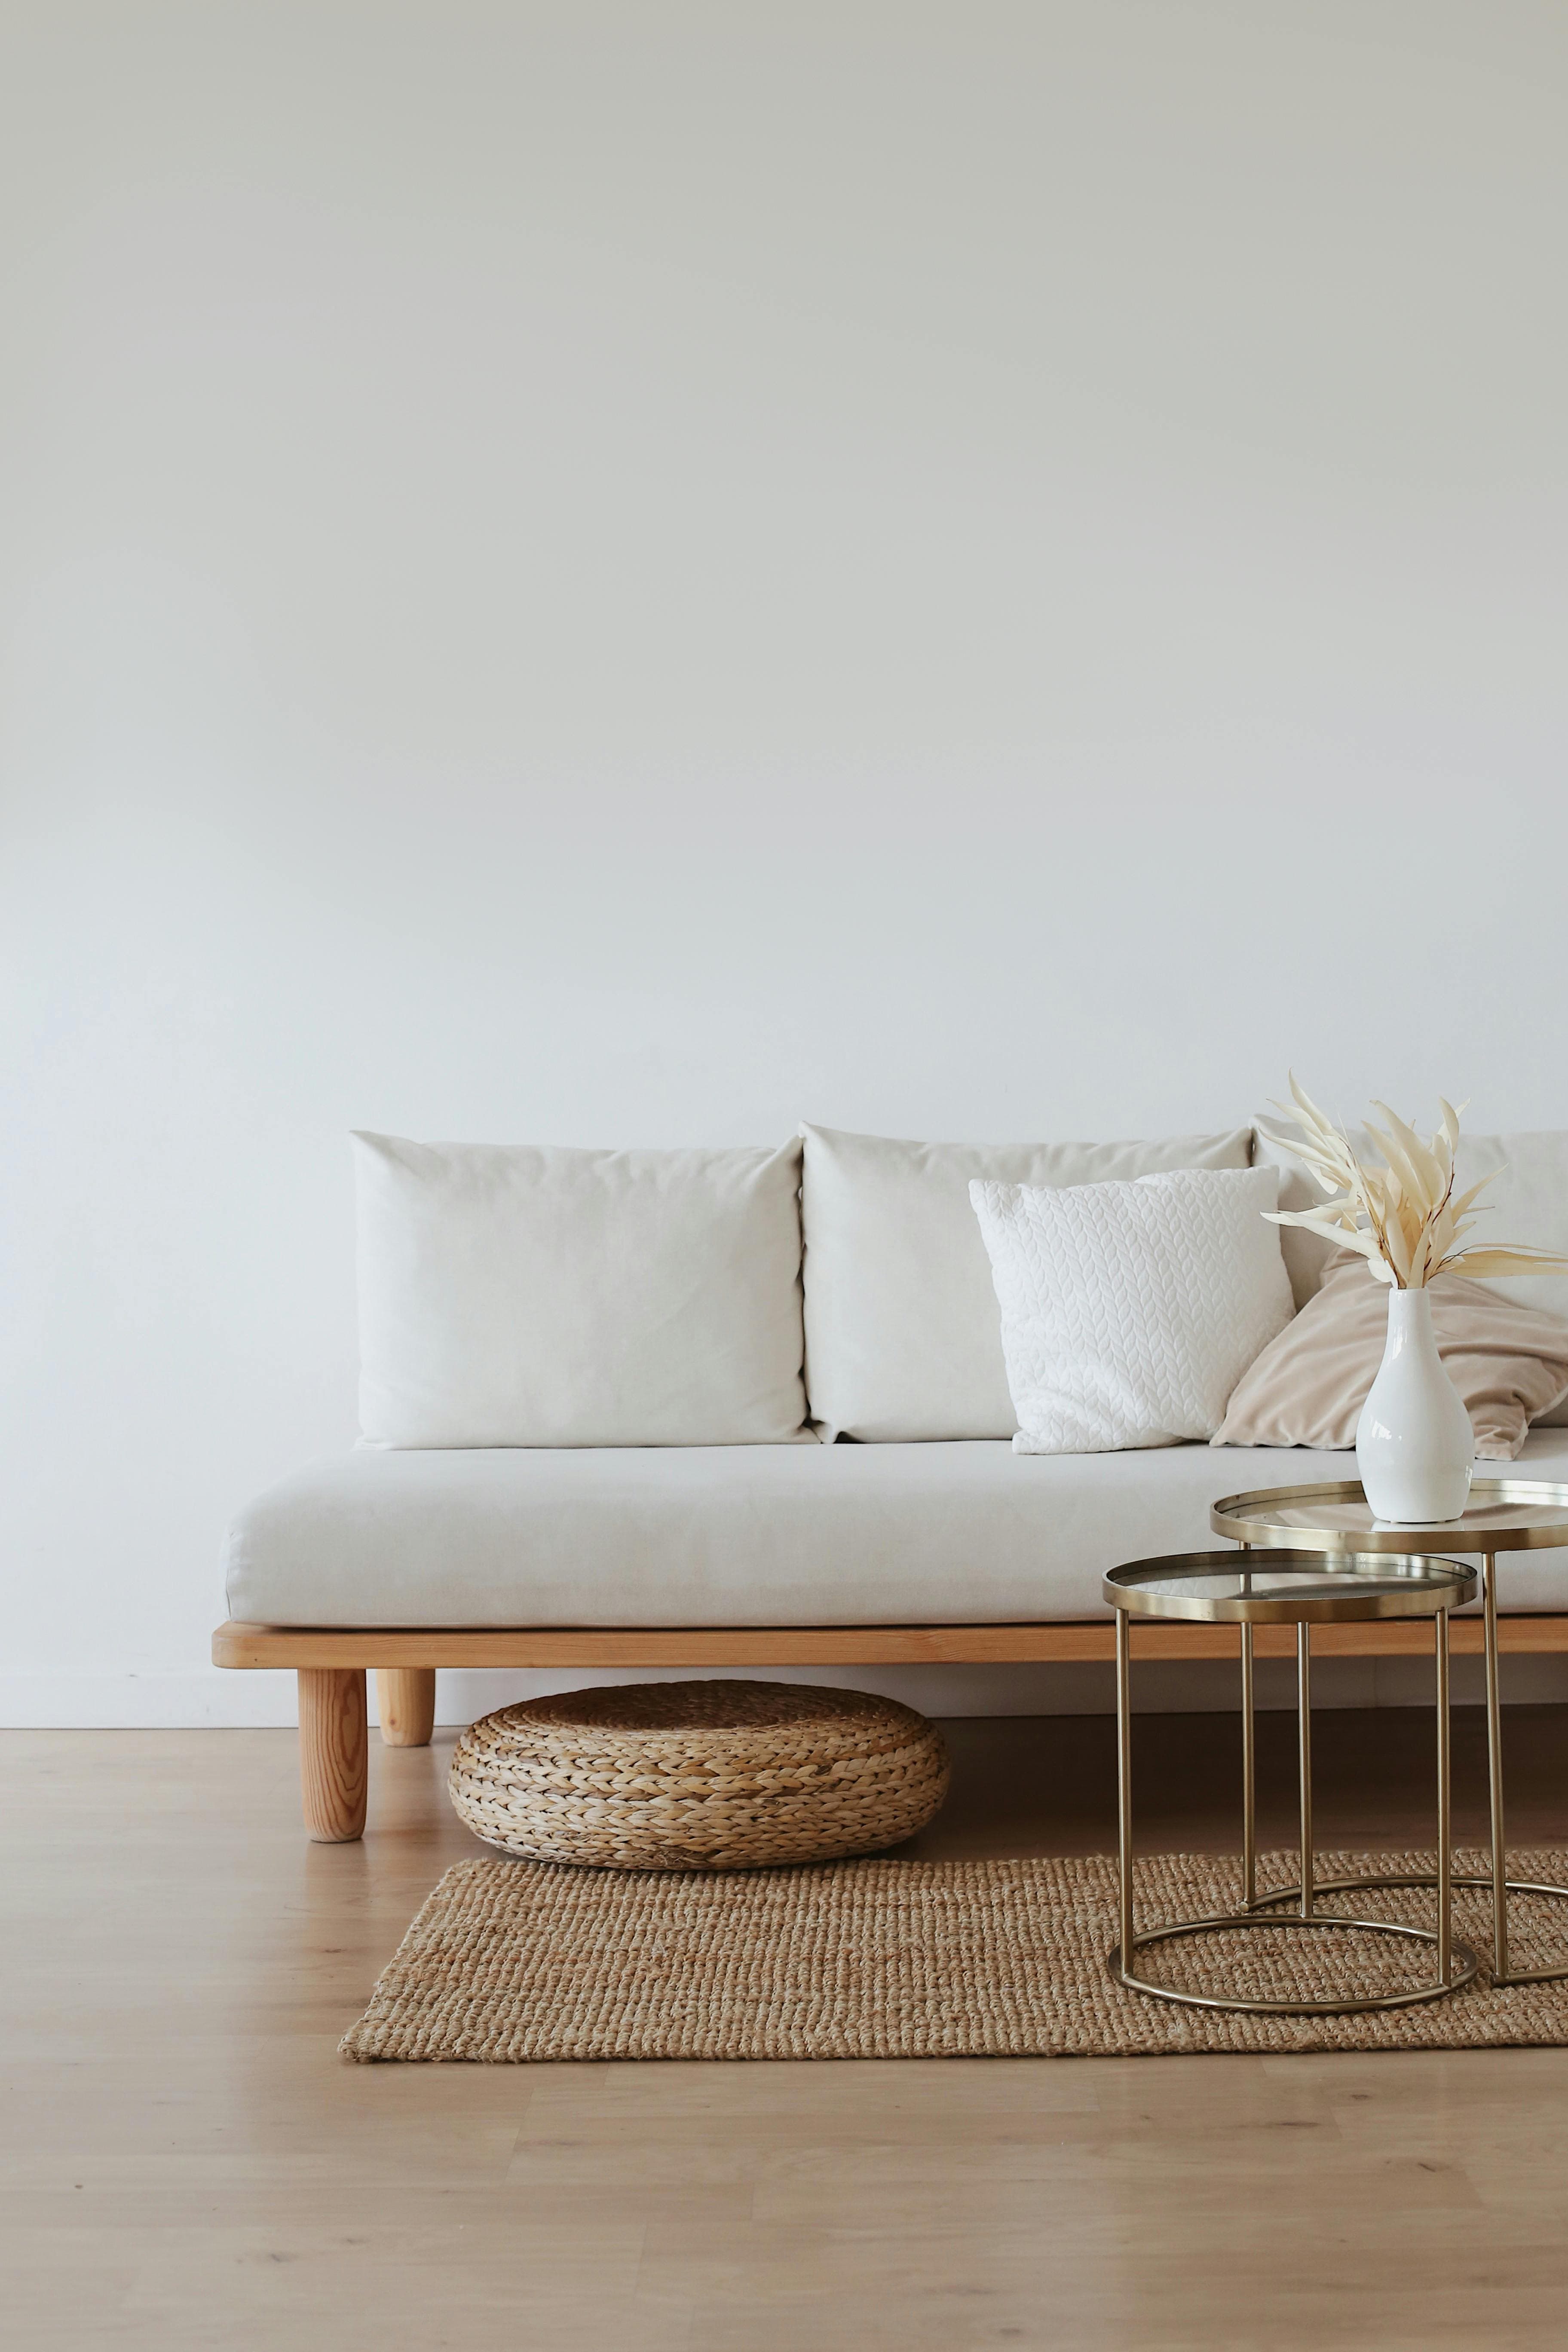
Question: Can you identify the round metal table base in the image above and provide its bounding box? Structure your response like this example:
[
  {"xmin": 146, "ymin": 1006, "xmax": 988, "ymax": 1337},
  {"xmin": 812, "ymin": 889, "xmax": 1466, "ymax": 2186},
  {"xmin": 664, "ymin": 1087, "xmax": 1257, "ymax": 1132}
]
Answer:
[
  {"xmin": 1247, "ymin": 1872, "xmax": 1568, "ymax": 1989},
  {"xmin": 1108, "ymin": 1910, "xmax": 1481, "ymax": 2018},
  {"xmin": 1209, "ymin": 1494, "xmax": 1568, "ymax": 1993}
]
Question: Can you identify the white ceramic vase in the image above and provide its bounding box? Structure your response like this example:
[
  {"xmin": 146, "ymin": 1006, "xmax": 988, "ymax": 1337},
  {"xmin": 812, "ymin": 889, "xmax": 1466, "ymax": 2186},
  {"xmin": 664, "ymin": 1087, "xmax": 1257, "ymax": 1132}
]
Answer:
[{"xmin": 1355, "ymin": 1287, "xmax": 1475, "ymax": 1524}]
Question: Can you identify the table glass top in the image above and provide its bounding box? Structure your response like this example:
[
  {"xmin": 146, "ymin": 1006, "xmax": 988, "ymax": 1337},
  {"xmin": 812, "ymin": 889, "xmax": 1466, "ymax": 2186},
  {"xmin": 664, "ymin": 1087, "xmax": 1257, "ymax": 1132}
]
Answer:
[
  {"xmin": 1210, "ymin": 1478, "xmax": 1568, "ymax": 1553},
  {"xmin": 1106, "ymin": 1549, "xmax": 1477, "ymax": 1624}
]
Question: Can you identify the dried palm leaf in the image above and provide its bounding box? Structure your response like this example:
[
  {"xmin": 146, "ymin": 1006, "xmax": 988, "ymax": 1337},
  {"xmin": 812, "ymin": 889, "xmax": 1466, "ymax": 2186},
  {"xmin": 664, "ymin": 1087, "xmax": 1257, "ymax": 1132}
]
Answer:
[{"xmin": 1260, "ymin": 1078, "xmax": 1568, "ymax": 1290}]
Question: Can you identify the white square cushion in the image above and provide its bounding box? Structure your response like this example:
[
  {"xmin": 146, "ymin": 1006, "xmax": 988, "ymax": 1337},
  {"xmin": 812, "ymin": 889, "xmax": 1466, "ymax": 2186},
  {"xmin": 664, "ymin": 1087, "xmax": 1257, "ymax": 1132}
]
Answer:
[
  {"xmin": 225, "ymin": 1427, "xmax": 1568, "ymax": 1631},
  {"xmin": 799, "ymin": 1123, "xmax": 1253, "ymax": 1441},
  {"xmin": 970, "ymin": 1166, "xmax": 1295, "ymax": 1454},
  {"xmin": 1252, "ymin": 1124, "xmax": 1568, "ymax": 1427},
  {"xmin": 353, "ymin": 1133, "xmax": 808, "ymax": 1448}
]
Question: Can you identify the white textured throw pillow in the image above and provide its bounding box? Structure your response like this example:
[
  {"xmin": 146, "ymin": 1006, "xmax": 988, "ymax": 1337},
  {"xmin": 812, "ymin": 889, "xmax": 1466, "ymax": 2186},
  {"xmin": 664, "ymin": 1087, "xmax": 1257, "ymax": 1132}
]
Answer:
[
  {"xmin": 354, "ymin": 1133, "xmax": 808, "ymax": 1448},
  {"xmin": 969, "ymin": 1166, "xmax": 1294, "ymax": 1454},
  {"xmin": 800, "ymin": 1122, "xmax": 1254, "ymax": 1441}
]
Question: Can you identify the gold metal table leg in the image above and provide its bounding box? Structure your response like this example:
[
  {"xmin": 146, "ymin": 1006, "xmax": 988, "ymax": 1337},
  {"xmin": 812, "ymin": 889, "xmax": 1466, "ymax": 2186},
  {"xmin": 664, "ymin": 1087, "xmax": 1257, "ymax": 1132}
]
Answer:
[
  {"xmin": 1436, "ymin": 1607, "xmax": 1452, "ymax": 1984},
  {"xmin": 1484, "ymin": 1549, "xmax": 1510, "ymax": 1984},
  {"xmin": 1116, "ymin": 1608, "xmax": 1134, "ymax": 1982},
  {"xmin": 1239, "ymin": 1539, "xmax": 1256, "ymax": 1912},
  {"xmin": 1297, "ymin": 1623, "xmax": 1313, "ymax": 1921},
  {"xmin": 1240, "ymin": 1621, "xmax": 1256, "ymax": 1913}
]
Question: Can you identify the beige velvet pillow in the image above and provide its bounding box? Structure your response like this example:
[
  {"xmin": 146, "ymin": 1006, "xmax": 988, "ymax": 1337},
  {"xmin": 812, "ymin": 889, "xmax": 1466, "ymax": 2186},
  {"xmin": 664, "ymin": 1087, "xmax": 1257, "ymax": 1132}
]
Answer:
[{"xmin": 1214, "ymin": 1251, "xmax": 1568, "ymax": 1460}]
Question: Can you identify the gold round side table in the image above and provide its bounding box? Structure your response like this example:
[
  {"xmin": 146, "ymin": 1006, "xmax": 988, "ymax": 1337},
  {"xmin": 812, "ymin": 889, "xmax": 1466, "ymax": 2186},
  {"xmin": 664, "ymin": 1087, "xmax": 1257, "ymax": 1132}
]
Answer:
[
  {"xmin": 1105, "ymin": 1550, "xmax": 1480, "ymax": 2016},
  {"xmin": 1212, "ymin": 1480, "xmax": 1568, "ymax": 1988}
]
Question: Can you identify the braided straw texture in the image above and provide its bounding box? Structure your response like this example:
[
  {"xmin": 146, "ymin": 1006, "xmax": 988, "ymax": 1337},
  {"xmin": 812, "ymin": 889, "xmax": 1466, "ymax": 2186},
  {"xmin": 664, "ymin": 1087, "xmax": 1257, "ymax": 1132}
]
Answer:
[
  {"xmin": 447, "ymin": 1680, "xmax": 950, "ymax": 1871},
  {"xmin": 343, "ymin": 1847, "xmax": 1568, "ymax": 2063}
]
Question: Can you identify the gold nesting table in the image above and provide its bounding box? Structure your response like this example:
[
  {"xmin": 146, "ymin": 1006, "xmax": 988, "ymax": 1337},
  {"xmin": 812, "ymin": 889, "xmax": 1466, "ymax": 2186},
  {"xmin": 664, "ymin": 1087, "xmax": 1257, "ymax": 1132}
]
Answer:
[
  {"xmin": 1105, "ymin": 1549, "xmax": 1480, "ymax": 2015},
  {"xmin": 1212, "ymin": 1480, "xmax": 1568, "ymax": 1990}
]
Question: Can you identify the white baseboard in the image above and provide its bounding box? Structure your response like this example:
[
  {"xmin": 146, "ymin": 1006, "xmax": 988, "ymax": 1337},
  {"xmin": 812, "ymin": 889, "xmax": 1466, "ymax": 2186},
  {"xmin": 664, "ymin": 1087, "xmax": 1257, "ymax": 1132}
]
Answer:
[
  {"xmin": 0, "ymin": 1672, "xmax": 304, "ymax": 1728},
  {"xmin": 6, "ymin": 1655, "xmax": 1568, "ymax": 1728}
]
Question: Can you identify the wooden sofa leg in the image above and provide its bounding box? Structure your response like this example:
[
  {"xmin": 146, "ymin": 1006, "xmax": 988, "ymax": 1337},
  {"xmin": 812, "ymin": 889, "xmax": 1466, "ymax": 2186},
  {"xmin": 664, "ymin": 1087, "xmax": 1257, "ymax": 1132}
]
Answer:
[
  {"xmin": 297, "ymin": 1669, "xmax": 368, "ymax": 1841},
  {"xmin": 377, "ymin": 1667, "xmax": 436, "ymax": 1748}
]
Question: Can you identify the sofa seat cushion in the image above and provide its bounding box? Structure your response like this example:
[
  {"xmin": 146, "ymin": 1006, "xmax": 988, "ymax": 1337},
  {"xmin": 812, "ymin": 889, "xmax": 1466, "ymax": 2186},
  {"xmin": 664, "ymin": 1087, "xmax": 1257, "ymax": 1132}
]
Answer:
[{"xmin": 224, "ymin": 1429, "xmax": 1568, "ymax": 1629}]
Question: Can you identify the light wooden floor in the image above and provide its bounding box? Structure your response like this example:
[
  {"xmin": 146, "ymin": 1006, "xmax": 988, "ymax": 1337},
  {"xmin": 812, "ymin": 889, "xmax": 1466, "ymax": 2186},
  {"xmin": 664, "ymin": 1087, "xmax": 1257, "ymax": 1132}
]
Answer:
[{"xmin": 11, "ymin": 1708, "xmax": 1568, "ymax": 2349}]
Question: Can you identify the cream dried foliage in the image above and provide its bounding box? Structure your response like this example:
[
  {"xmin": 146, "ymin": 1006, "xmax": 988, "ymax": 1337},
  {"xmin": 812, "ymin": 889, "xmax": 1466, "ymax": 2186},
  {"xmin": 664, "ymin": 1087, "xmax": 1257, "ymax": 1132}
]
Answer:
[{"xmin": 1259, "ymin": 1075, "xmax": 1568, "ymax": 1292}]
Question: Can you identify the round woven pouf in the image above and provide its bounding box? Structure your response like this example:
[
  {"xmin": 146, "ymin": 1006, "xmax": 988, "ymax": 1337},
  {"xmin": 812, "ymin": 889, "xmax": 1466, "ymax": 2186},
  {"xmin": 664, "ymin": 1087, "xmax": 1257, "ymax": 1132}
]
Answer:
[{"xmin": 448, "ymin": 1680, "xmax": 951, "ymax": 1870}]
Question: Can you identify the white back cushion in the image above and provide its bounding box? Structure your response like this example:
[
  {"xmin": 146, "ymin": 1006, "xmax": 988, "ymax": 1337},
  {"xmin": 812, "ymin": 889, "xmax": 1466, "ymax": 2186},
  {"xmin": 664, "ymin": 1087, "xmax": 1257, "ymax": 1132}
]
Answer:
[
  {"xmin": 799, "ymin": 1123, "xmax": 1253, "ymax": 1441},
  {"xmin": 1442, "ymin": 1132, "xmax": 1568, "ymax": 1428},
  {"xmin": 971, "ymin": 1167, "xmax": 1294, "ymax": 1454},
  {"xmin": 354, "ymin": 1134, "xmax": 808, "ymax": 1448}
]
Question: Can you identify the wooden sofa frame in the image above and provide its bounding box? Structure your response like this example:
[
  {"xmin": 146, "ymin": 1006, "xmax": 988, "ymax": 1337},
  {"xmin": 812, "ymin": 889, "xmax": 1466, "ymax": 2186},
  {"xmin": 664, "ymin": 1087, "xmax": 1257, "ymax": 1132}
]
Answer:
[{"xmin": 213, "ymin": 1614, "xmax": 1568, "ymax": 1841}]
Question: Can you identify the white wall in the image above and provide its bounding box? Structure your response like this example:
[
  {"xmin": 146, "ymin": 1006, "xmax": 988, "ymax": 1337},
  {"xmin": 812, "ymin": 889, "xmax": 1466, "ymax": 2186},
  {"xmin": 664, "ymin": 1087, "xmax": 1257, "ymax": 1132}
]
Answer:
[{"xmin": 5, "ymin": 1, "xmax": 1568, "ymax": 1727}]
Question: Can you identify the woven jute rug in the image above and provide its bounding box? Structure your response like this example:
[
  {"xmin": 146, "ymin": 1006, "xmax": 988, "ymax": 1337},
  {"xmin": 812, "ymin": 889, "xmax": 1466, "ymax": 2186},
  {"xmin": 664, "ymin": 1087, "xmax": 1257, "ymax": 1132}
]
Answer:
[{"xmin": 340, "ymin": 1847, "xmax": 1568, "ymax": 2062}]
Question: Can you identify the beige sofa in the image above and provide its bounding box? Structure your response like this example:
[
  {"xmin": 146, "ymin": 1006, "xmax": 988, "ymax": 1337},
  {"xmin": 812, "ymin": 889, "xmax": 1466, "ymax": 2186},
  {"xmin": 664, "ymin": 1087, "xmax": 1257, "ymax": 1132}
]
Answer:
[{"xmin": 214, "ymin": 1119, "xmax": 1568, "ymax": 1837}]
